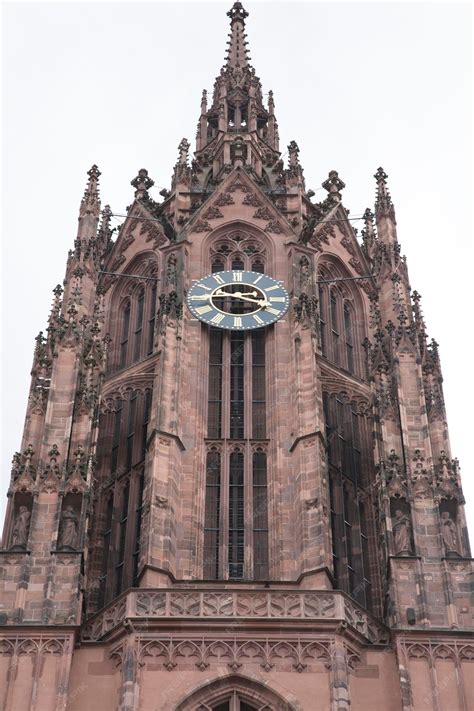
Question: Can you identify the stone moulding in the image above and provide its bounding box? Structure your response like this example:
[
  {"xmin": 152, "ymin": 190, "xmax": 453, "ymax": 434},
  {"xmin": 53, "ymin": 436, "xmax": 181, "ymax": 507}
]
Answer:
[{"xmin": 81, "ymin": 589, "xmax": 389, "ymax": 646}]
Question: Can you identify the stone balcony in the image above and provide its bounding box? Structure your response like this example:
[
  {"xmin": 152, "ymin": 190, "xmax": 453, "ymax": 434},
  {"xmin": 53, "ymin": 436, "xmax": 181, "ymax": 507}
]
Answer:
[{"xmin": 81, "ymin": 588, "xmax": 390, "ymax": 646}]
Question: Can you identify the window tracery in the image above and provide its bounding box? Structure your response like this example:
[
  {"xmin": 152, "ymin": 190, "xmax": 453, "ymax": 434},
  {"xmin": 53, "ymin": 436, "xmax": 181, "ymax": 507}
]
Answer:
[
  {"xmin": 204, "ymin": 234, "xmax": 269, "ymax": 581},
  {"xmin": 318, "ymin": 262, "xmax": 364, "ymax": 378}
]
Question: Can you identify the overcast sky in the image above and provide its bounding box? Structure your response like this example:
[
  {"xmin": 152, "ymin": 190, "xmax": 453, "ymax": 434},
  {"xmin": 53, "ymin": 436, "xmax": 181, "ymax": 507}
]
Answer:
[{"xmin": 2, "ymin": 1, "xmax": 473, "ymax": 539}]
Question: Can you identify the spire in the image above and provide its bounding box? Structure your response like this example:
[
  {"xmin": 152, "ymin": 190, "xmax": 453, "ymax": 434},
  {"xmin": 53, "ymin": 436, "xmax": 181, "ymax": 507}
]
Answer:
[
  {"xmin": 225, "ymin": 2, "xmax": 251, "ymax": 69},
  {"xmin": 80, "ymin": 165, "xmax": 101, "ymax": 218},
  {"xmin": 374, "ymin": 167, "xmax": 396, "ymax": 222},
  {"xmin": 374, "ymin": 167, "xmax": 397, "ymax": 244}
]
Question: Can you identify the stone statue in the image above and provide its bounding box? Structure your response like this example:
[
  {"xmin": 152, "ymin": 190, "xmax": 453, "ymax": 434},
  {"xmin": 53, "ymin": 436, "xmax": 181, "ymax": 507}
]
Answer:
[
  {"xmin": 59, "ymin": 505, "xmax": 79, "ymax": 550},
  {"xmin": 392, "ymin": 509, "xmax": 412, "ymax": 555},
  {"xmin": 11, "ymin": 506, "xmax": 31, "ymax": 549},
  {"xmin": 440, "ymin": 511, "xmax": 459, "ymax": 555}
]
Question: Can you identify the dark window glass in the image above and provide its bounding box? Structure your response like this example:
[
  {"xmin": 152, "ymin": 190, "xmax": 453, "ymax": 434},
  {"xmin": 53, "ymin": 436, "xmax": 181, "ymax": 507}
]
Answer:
[
  {"xmin": 252, "ymin": 331, "xmax": 266, "ymax": 438},
  {"xmin": 330, "ymin": 290, "xmax": 340, "ymax": 364},
  {"xmin": 141, "ymin": 390, "xmax": 152, "ymax": 461},
  {"xmin": 120, "ymin": 302, "xmax": 130, "ymax": 368},
  {"xmin": 319, "ymin": 286, "xmax": 327, "ymax": 356},
  {"xmin": 208, "ymin": 328, "xmax": 223, "ymax": 438},
  {"xmin": 344, "ymin": 303, "xmax": 354, "ymax": 373},
  {"xmin": 204, "ymin": 450, "xmax": 221, "ymax": 579},
  {"xmin": 147, "ymin": 285, "xmax": 157, "ymax": 355},
  {"xmin": 134, "ymin": 289, "xmax": 145, "ymax": 362},
  {"xmin": 231, "ymin": 257, "xmax": 245, "ymax": 270},
  {"xmin": 252, "ymin": 260, "xmax": 264, "ymax": 273},
  {"xmin": 132, "ymin": 471, "xmax": 145, "ymax": 585},
  {"xmin": 253, "ymin": 451, "xmax": 268, "ymax": 579},
  {"xmin": 230, "ymin": 332, "xmax": 245, "ymax": 438},
  {"xmin": 115, "ymin": 480, "xmax": 130, "ymax": 596},
  {"xmin": 111, "ymin": 406, "xmax": 122, "ymax": 472},
  {"xmin": 98, "ymin": 494, "xmax": 113, "ymax": 609},
  {"xmin": 126, "ymin": 395, "xmax": 137, "ymax": 471},
  {"xmin": 228, "ymin": 450, "xmax": 244, "ymax": 578}
]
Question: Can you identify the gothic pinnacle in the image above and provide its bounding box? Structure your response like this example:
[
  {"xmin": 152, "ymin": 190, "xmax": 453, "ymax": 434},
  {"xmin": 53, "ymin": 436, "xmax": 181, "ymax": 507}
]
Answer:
[
  {"xmin": 80, "ymin": 164, "xmax": 101, "ymax": 217},
  {"xmin": 374, "ymin": 167, "xmax": 396, "ymax": 222},
  {"xmin": 225, "ymin": 2, "xmax": 250, "ymax": 68}
]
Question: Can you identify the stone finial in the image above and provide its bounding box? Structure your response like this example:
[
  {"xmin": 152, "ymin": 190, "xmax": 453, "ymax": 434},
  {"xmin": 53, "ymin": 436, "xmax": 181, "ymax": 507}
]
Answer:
[
  {"xmin": 287, "ymin": 141, "xmax": 300, "ymax": 168},
  {"xmin": 131, "ymin": 169, "xmax": 154, "ymax": 199},
  {"xmin": 200, "ymin": 89, "xmax": 208, "ymax": 113},
  {"xmin": 177, "ymin": 138, "xmax": 191, "ymax": 165},
  {"xmin": 322, "ymin": 170, "xmax": 345, "ymax": 203},
  {"xmin": 227, "ymin": 2, "xmax": 249, "ymax": 22},
  {"xmin": 361, "ymin": 207, "xmax": 377, "ymax": 255}
]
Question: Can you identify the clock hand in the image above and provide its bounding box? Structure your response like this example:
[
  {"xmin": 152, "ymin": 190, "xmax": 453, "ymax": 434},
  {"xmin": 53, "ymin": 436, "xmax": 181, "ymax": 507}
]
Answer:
[{"xmin": 214, "ymin": 290, "xmax": 268, "ymax": 306}]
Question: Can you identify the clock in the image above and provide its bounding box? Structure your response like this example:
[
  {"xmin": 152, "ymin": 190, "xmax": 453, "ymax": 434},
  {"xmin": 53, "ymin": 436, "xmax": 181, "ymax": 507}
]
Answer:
[{"xmin": 186, "ymin": 270, "xmax": 289, "ymax": 330}]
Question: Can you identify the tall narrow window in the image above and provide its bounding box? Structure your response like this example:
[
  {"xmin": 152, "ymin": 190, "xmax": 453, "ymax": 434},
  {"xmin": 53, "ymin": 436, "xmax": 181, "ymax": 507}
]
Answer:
[
  {"xmin": 252, "ymin": 331, "xmax": 266, "ymax": 438},
  {"xmin": 111, "ymin": 406, "xmax": 122, "ymax": 472},
  {"xmin": 208, "ymin": 329, "xmax": 223, "ymax": 438},
  {"xmin": 252, "ymin": 450, "xmax": 268, "ymax": 579},
  {"xmin": 98, "ymin": 494, "xmax": 113, "ymax": 609},
  {"xmin": 330, "ymin": 290, "xmax": 340, "ymax": 365},
  {"xmin": 229, "ymin": 450, "xmax": 244, "ymax": 579},
  {"xmin": 344, "ymin": 303, "xmax": 354, "ymax": 373},
  {"xmin": 319, "ymin": 286, "xmax": 327, "ymax": 357},
  {"xmin": 147, "ymin": 284, "xmax": 157, "ymax": 355},
  {"xmin": 126, "ymin": 395, "xmax": 137, "ymax": 472},
  {"xmin": 230, "ymin": 332, "xmax": 245, "ymax": 438},
  {"xmin": 115, "ymin": 480, "xmax": 130, "ymax": 596},
  {"xmin": 324, "ymin": 392, "xmax": 373, "ymax": 610},
  {"xmin": 204, "ymin": 450, "xmax": 221, "ymax": 578},
  {"xmin": 120, "ymin": 302, "xmax": 130, "ymax": 368},
  {"xmin": 134, "ymin": 288, "xmax": 145, "ymax": 362},
  {"xmin": 140, "ymin": 390, "xmax": 152, "ymax": 461},
  {"xmin": 132, "ymin": 471, "xmax": 145, "ymax": 585}
]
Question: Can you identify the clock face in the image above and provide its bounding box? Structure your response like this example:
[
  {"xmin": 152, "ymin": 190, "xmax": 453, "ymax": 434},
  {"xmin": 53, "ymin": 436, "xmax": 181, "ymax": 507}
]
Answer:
[{"xmin": 186, "ymin": 270, "xmax": 289, "ymax": 330}]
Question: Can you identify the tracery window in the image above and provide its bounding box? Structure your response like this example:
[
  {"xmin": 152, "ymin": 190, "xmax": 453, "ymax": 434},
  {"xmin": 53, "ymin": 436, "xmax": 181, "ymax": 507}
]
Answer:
[
  {"xmin": 111, "ymin": 260, "xmax": 158, "ymax": 373},
  {"xmin": 323, "ymin": 392, "xmax": 374, "ymax": 611},
  {"xmin": 203, "ymin": 238, "xmax": 269, "ymax": 580},
  {"xmin": 95, "ymin": 387, "xmax": 152, "ymax": 604},
  {"xmin": 318, "ymin": 265, "xmax": 361, "ymax": 377}
]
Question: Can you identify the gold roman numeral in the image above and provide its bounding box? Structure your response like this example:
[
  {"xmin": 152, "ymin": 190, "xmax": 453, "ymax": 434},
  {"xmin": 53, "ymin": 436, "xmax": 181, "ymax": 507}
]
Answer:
[
  {"xmin": 253, "ymin": 275, "xmax": 263, "ymax": 284},
  {"xmin": 196, "ymin": 305, "xmax": 212, "ymax": 315},
  {"xmin": 253, "ymin": 315, "xmax": 264, "ymax": 325},
  {"xmin": 265, "ymin": 285, "xmax": 279, "ymax": 292},
  {"xmin": 213, "ymin": 275, "xmax": 225, "ymax": 285},
  {"xmin": 269, "ymin": 297, "xmax": 285, "ymax": 303},
  {"xmin": 266, "ymin": 307, "xmax": 280, "ymax": 315},
  {"xmin": 210, "ymin": 313, "xmax": 225, "ymax": 324},
  {"xmin": 233, "ymin": 316, "xmax": 242, "ymax": 328},
  {"xmin": 233, "ymin": 271, "xmax": 243, "ymax": 281}
]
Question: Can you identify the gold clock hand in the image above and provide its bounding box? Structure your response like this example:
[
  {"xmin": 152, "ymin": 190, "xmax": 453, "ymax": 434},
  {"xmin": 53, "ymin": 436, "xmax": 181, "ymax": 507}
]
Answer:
[{"xmin": 214, "ymin": 290, "xmax": 267, "ymax": 306}]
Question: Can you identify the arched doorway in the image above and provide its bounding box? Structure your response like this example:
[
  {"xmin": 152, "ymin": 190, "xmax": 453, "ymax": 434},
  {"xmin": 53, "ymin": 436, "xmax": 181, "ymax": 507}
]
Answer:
[{"xmin": 175, "ymin": 674, "xmax": 295, "ymax": 711}]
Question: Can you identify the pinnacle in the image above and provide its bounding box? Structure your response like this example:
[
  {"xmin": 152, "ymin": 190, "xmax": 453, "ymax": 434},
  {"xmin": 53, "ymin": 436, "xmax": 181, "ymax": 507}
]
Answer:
[
  {"xmin": 225, "ymin": 1, "xmax": 251, "ymax": 69},
  {"xmin": 374, "ymin": 166, "xmax": 395, "ymax": 219}
]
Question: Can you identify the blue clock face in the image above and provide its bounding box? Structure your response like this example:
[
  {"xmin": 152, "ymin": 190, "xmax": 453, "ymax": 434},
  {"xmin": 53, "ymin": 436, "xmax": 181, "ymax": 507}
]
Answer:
[{"xmin": 186, "ymin": 270, "xmax": 289, "ymax": 330}]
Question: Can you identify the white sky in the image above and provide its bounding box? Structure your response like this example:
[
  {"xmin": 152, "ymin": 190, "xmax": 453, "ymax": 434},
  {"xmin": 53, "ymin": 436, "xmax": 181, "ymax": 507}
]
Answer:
[{"xmin": 1, "ymin": 1, "xmax": 473, "ymax": 540}]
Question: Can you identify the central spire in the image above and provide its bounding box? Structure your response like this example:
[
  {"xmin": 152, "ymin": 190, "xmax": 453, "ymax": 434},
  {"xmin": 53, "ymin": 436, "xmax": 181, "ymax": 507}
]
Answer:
[{"xmin": 225, "ymin": 2, "xmax": 250, "ymax": 69}]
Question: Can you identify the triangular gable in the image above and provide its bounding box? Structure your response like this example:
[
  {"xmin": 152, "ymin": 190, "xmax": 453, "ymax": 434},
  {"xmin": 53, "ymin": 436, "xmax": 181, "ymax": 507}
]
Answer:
[
  {"xmin": 186, "ymin": 167, "xmax": 295, "ymax": 237},
  {"xmin": 105, "ymin": 199, "xmax": 169, "ymax": 274}
]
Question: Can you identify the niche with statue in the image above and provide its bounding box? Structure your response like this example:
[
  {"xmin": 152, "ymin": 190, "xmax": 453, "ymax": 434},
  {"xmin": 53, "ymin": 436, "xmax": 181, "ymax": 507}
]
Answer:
[
  {"xmin": 57, "ymin": 494, "xmax": 82, "ymax": 551},
  {"xmin": 439, "ymin": 499, "xmax": 462, "ymax": 558},
  {"xmin": 9, "ymin": 493, "xmax": 33, "ymax": 551},
  {"xmin": 390, "ymin": 498, "xmax": 414, "ymax": 556}
]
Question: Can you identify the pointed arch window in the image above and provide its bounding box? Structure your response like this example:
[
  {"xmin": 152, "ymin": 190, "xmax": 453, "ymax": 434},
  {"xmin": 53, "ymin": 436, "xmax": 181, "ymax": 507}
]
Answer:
[
  {"xmin": 323, "ymin": 392, "xmax": 375, "ymax": 611},
  {"xmin": 318, "ymin": 267, "xmax": 363, "ymax": 377}
]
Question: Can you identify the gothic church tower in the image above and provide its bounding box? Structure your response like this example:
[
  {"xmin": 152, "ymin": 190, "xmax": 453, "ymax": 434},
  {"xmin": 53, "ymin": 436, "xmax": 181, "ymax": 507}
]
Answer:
[{"xmin": 1, "ymin": 5, "xmax": 472, "ymax": 710}]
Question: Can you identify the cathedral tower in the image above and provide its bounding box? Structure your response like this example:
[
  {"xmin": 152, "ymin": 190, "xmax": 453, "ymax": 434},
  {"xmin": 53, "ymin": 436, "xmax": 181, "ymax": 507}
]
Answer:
[{"xmin": 1, "ymin": 5, "xmax": 472, "ymax": 710}]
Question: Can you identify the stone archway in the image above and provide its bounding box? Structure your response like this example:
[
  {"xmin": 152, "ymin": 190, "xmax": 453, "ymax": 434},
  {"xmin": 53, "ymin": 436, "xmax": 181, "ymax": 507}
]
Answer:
[{"xmin": 175, "ymin": 674, "xmax": 297, "ymax": 711}]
